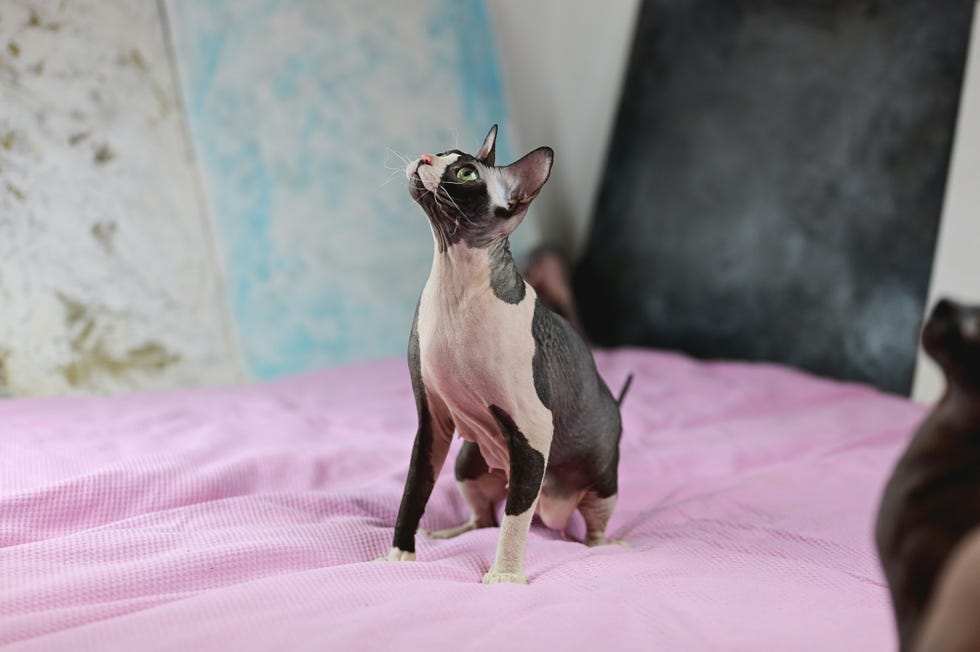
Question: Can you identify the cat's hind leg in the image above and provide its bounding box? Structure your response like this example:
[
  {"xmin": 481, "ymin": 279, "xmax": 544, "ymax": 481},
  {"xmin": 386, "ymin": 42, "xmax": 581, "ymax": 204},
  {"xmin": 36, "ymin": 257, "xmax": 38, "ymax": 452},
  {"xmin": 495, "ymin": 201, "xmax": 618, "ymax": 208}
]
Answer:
[
  {"xmin": 422, "ymin": 441, "xmax": 506, "ymax": 540},
  {"xmin": 483, "ymin": 405, "xmax": 551, "ymax": 585},
  {"xmin": 579, "ymin": 491, "xmax": 627, "ymax": 547}
]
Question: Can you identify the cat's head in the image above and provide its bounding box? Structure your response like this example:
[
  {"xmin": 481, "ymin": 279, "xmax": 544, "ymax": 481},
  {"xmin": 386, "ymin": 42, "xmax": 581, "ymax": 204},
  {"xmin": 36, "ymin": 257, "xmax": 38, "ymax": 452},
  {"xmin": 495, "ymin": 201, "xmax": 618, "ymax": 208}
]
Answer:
[
  {"xmin": 922, "ymin": 298, "xmax": 980, "ymax": 388},
  {"xmin": 405, "ymin": 125, "xmax": 553, "ymax": 251}
]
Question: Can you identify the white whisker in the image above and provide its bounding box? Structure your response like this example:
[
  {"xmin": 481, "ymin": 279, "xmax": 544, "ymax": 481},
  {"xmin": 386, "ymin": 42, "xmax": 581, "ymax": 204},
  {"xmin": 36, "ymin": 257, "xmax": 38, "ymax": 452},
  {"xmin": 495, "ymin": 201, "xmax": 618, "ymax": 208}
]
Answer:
[
  {"xmin": 379, "ymin": 170, "xmax": 406, "ymax": 188},
  {"xmin": 409, "ymin": 186, "xmax": 433, "ymax": 211},
  {"xmin": 386, "ymin": 147, "xmax": 411, "ymax": 165},
  {"xmin": 437, "ymin": 186, "xmax": 475, "ymax": 227}
]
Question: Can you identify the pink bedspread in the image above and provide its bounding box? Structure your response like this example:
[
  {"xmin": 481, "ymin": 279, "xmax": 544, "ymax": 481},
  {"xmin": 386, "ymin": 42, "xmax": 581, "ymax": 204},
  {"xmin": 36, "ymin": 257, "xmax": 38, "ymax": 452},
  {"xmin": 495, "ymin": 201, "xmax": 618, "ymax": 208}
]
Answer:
[{"xmin": 0, "ymin": 349, "xmax": 924, "ymax": 651}]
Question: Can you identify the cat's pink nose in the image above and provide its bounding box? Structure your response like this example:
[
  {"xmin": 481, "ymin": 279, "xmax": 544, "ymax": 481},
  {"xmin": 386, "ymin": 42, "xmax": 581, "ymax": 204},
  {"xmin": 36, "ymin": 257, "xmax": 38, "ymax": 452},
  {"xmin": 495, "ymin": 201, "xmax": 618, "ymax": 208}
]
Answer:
[{"xmin": 419, "ymin": 154, "xmax": 434, "ymax": 166}]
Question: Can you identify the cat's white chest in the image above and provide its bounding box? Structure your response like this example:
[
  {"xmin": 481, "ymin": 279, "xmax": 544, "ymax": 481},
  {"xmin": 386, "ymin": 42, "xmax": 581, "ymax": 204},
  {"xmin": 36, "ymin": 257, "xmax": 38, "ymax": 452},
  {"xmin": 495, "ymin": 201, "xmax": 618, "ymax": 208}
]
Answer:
[
  {"xmin": 418, "ymin": 263, "xmax": 535, "ymax": 407},
  {"xmin": 416, "ymin": 246, "xmax": 551, "ymax": 471}
]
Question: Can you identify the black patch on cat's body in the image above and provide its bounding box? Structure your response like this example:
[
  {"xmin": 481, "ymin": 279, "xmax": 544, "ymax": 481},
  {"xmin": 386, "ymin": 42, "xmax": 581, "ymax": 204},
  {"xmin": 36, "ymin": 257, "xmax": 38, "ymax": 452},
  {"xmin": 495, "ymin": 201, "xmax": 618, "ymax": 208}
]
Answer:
[
  {"xmin": 489, "ymin": 404, "xmax": 546, "ymax": 516},
  {"xmin": 488, "ymin": 241, "xmax": 526, "ymax": 304},
  {"xmin": 876, "ymin": 300, "xmax": 980, "ymax": 650},
  {"xmin": 392, "ymin": 300, "xmax": 446, "ymax": 553},
  {"xmin": 530, "ymin": 298, "xmax": 622, "ymax": 499}
]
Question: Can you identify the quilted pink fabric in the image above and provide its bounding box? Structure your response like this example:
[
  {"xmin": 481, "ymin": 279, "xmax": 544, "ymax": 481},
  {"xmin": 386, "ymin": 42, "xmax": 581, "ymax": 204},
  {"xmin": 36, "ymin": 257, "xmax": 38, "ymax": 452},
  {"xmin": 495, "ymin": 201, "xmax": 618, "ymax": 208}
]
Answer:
[{"xmin": 0, "ymin": 349, "xmax": 924, "ymax": 651}]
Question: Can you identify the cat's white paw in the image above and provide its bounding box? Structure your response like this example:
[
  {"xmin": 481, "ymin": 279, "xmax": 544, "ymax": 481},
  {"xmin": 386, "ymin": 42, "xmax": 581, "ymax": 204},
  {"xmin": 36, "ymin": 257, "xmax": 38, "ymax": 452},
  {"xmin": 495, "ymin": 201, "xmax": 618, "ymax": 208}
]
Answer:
[
  {"xmin": 482, "ymin": 567, "xmax": 527, "ymax": 585},
  {"xmin": 375, "ymin": 547, "xmax": 416, "ymax": 562}
]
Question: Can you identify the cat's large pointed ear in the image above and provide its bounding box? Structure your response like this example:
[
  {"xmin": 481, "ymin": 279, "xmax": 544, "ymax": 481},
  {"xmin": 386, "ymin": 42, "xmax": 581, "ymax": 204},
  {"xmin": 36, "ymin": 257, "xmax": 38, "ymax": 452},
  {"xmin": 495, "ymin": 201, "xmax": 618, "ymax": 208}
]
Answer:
[
  {"xmin": 477, "ymin": 124, "xmax": 498, "ymax": 166},
  {"xmin": 500, "ymin": 146, "xmax": 553, "ymax": 209}
]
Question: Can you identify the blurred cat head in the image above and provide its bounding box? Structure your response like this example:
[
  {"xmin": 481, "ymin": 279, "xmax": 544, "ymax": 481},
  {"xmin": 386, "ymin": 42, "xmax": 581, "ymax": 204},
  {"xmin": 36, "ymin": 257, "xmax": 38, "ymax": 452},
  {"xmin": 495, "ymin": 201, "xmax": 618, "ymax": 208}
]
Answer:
[{"xmin": 922, "ymin": 298, "xmax": 980, "ymax": 389}]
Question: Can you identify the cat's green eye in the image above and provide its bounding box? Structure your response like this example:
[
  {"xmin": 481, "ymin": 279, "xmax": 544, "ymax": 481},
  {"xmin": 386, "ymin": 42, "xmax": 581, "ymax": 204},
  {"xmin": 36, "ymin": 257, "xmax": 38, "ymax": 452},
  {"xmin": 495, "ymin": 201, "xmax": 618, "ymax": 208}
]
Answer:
[{"xmin": 456, "ymin": 166, "xmax": 478, "ymax": 182}]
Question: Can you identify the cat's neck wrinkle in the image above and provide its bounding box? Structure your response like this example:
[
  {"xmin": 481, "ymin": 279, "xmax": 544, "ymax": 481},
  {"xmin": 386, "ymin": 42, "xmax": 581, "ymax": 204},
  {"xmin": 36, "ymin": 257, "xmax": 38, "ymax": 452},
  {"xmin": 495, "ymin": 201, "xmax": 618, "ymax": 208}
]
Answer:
[
  {"xmin": 441, "ymin": 240, "xmax": 493, "ymax": 266},
  {"xmin": 429, "ymin": 241, "xmax": 492, "ymax": 299},
  {"xmin": 488, "ymin": 240, "xmax": 514, "ymax": 265}
]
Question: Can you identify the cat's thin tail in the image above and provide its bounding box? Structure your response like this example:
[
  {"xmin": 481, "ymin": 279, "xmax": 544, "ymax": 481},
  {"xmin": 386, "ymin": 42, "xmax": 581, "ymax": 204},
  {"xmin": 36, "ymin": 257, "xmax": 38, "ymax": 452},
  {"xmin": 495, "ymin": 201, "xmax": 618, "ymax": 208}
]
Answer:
[{"xmin": 616, "ymin": 373, "xmax": 634, "ymax": 407}]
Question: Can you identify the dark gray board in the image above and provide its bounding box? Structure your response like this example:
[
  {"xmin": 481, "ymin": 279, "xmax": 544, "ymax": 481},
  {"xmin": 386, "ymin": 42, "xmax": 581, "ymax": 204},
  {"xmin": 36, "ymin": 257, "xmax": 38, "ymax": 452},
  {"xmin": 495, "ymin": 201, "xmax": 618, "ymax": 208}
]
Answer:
[{"xmin": 574, "ymin": 0, "xmax": 975, "ymax": 394}]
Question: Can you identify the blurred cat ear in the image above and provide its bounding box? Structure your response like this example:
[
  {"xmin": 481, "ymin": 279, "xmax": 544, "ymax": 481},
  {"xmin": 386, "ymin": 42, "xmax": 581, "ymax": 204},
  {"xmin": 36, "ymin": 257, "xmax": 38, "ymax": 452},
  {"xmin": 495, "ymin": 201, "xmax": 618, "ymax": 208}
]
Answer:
[
  {"xmin": 477, "ymin": 124, "xmax": 497, "ymax": 165},
  {"xmin": 500, "ymin": 146, "xmax": 553, "ymax": 208}
]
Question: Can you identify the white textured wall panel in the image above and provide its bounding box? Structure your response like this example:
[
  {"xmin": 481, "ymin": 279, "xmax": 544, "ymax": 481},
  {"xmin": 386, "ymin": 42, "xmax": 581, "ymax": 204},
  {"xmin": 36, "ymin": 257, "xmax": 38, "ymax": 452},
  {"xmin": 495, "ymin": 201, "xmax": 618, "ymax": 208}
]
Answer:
[{"xmin": 0, "ymin": 1, "xmax": 241, "ymax": 395}]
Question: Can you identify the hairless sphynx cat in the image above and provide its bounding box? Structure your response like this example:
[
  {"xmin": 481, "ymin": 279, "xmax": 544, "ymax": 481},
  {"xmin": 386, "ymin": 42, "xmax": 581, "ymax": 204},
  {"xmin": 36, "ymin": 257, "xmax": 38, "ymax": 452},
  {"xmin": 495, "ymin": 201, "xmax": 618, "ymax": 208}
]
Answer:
[{"xmin": 377, "ymin": 126, "xmax": 631, "ymax": 584}]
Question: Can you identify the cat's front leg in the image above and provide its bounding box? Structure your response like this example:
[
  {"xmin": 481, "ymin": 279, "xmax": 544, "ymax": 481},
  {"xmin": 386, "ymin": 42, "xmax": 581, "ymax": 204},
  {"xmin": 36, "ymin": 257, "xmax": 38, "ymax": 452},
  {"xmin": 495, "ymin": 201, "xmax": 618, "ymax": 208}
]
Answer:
[
  {"xmin": 381, "ymin": 388, "xmax": 454, "ymax": 561},
  {"xmin": 380, "ymin": 303, "xmax": 454, "ymax": 561},
  {"xmin": 482, "ymin": 404, "xmax": 551, "ymax": 584}
]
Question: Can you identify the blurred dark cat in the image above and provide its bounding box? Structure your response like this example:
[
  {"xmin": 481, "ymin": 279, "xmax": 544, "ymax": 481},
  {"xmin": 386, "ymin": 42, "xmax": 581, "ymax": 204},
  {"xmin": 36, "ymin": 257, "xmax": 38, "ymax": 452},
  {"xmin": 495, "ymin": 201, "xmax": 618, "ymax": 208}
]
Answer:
[{"xmin": 876, "ymin": 298, "xmax": 980, "ymax": 651}]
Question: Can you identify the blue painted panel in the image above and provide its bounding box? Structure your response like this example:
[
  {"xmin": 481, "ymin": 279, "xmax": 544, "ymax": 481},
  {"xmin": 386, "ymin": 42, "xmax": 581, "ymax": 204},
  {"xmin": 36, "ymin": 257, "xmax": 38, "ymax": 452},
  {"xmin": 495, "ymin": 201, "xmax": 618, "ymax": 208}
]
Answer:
[{"xmin": 167, "ymin": 0, "xmax": 531, "ymax": 377}]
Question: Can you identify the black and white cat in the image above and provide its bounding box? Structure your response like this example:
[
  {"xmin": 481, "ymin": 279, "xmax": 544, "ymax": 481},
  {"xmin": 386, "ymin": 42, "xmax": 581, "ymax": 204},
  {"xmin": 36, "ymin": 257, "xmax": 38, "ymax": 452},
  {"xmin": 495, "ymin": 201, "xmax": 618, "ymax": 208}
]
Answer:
[{"xmin": 378, "ymin": 125, "xmax": 629, "ymax": 584}]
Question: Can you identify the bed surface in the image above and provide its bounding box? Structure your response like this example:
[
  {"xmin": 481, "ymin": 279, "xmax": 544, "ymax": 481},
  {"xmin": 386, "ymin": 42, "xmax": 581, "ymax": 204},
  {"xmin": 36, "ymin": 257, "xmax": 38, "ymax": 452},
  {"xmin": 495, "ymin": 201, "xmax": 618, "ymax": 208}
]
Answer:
[{"xmin": 0, "ymin": 349, "xmax": 923, "ymax": 650}]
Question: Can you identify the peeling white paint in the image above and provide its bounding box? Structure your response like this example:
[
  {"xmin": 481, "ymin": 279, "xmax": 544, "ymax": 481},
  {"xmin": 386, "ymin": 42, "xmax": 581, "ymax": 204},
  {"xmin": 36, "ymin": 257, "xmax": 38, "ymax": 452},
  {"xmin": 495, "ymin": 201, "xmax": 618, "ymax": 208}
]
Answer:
[{"xmin": 0, "ymin": 0, "xmax": 241, "ymax": 395}]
